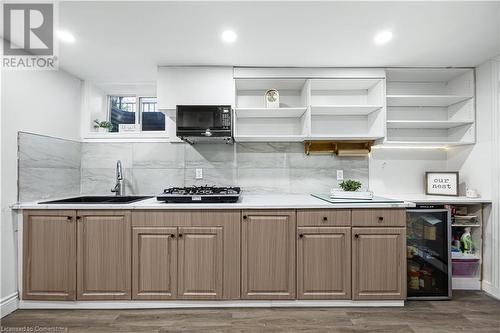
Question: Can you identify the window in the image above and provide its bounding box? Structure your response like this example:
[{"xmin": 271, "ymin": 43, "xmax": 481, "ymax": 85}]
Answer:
[
  {"xmin": 140, "ymin": 97, "xmax": 165, "ymax": 131},
  {"xmin": 108, "ymin": 96, "xmax": 164, "ymax": 133},
  {"xmin": 109, "ymin": 96, "xmax": 136, "ymax": 132}
]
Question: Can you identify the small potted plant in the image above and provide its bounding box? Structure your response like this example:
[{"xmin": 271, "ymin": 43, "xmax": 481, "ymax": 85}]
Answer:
[
  {"xmin": 94, "ymin": 119, "xmax": 113, "ymax": 133},
  {"xmin": 331, "ymin": 179, "xmax": 373, "ymax": 200}
]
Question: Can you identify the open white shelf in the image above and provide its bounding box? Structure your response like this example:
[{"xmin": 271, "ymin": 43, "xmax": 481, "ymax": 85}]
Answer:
[
  {"xmin": 382, "ymin": 141, "xmax": 473, "ymax": 147},
  {"xmin": 310, "ymin": 105, "xmax": 382, "ymax": 116},
  {"xmin": 309, "ymin": 135, "xmax": 383, "ymax": 140},
  {"xmin": 235, "ymin": 107, "xmax": 307, "ymax": 118},
  {"xmin": 387, "ymin": 95, "xmax": 472, "ymax": 107},
  {"xmin": 387, "ymin": 120, "xmax": 474, "ymax": 129},
  {"xmin": 385, "ymin": 68, "xmax": 476, "ymax": 146},
  {"xmin": 234, "ymin": 135, "xmax": 305, "ymax": 142}
]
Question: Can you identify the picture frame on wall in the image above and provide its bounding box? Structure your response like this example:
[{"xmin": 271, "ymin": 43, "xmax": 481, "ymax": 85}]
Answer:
[{"xmin": 425, "ymin": 171, "xmax": 459, "ymax": 196}]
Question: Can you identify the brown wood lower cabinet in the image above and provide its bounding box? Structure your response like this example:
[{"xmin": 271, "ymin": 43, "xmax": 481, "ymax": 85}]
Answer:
[
  {"xmin": 132, "ymin": 227, "xmax": 177, "ymax": 299},
  {"xmin": 178, "ymin": 227, "xmax": 223, "ymax": 299},
  {"xmin": 22, "ymin": 208, "xmax": 407, "ymax": 303},
  {"xmin": 352, "ymin": 227, "xmax": 406, "ymax": 300},
  {"xmin": 77, "ymin": 210, "xmax": 131, "ymax": 300},
  {"xmin": 241, "ymin": 210, "xmax": 296, "ymax": 299},
  {"xmin": 131, "ymin": 210, "xmax": 239, "ymax": 300},
  {"xmin": 297, "ymin": 227, "xmax": 351, "ymax": 299},
  {"xmin": 23, "ymin": 210, "xmax": 77, "ymax": 301}
]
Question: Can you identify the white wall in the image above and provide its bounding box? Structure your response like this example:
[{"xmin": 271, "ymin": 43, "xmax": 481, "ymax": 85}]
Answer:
[
  {"xmin": 448, "ymin": 58, "xmax": 499, "ymax": 298},
  {"xmin": 1, "ymin": 69, "xmax": 82, "ymax": 316},
  {"xmin": 369, "ymin": 149, "xmax": 448, "ymax": 195},
  {"xmin": 80, "ymin": 81, "xmax": 107, "ymax": 137}
]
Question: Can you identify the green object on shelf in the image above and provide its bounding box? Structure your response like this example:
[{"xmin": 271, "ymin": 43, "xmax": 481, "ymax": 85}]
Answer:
[
  {"xmin": 338, "ymin": 179, "xmax": 362, "ymax": 191},
  {"xmin": 460, "ymin": 227, "xmax": 473, "ymax": 253}
]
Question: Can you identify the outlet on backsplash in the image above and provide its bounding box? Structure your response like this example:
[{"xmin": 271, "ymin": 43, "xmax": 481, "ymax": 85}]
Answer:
[
  {"xmin": 337, "ymin": 170, "xmax": 344, "ymax": 181},
  {"xmin": 195, "ymin": 168, "xmax": 203, "ymax": 179}
]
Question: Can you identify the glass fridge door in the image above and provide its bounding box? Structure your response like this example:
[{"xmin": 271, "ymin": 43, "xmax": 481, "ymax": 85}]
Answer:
[{"xmin": 406, "ymin": 209, "xmax": 451, "ymax": 299}]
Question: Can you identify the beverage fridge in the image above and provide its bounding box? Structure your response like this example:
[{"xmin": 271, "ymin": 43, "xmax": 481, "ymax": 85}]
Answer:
[{"xmin": 406, "ymin": 205, "xmax": 452, "ymax": 300}]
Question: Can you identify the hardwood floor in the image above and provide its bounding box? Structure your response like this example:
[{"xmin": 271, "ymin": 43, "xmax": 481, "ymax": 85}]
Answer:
[{"xmin": 1, "ymin": 291, "xmax": 499, "ymax": 332}]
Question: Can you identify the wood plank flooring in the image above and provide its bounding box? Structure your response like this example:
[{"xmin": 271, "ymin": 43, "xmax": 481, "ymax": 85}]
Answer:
[{"xmin": 1, "ymin": 291, "xmax": 499, "ymax": 332}]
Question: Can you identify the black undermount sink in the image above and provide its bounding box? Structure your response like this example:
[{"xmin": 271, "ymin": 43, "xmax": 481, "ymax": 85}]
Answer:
[{"xmin": 39, "ymin": 196, "xmax": 153, "ymax": 204}]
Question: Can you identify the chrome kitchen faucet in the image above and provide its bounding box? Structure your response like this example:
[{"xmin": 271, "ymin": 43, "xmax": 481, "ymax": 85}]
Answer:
[{"xmin": 111, "ymin": 160, "xmax": 124, "ymax": 196}]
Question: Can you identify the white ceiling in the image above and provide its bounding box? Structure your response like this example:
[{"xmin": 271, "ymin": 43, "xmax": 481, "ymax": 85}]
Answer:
[{"xmin": 58, "ymin": 1, "xmax": 500, "ymax": 88}]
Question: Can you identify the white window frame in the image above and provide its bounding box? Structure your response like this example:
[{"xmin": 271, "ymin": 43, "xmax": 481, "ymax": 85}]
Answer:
[{"xmin": 105, "ymin": 95, "xmax": 167, "ymax": 135}]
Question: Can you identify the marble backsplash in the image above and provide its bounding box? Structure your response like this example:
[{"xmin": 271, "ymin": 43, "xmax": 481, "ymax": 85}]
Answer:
[
  {"xmin": 81, "ymin": 142, "xmax": 369, "ymax": 195},
  {"xmin": 18, "ymin": 132, "xmax": 81, "ymax": 201},
  {"xmin": 18, "ymin": 133, "xmax": 369, "ymax": 199}
]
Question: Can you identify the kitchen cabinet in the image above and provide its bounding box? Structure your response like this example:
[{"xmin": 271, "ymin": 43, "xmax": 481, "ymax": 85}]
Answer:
[
  {"xmin": 351, "ymin": 209, "xmax": 406, "ymax": 227},
  {"xmin": 132, "ymin": 227, "xmax": 177, "ymax": 300},
  {"xmin": 23, "ymin": 210, "xmax": 77, "ymax": 300},
  {"xmin": 77, "ymin": 210, "xmax": 131, "ymax": 300},
  {"xmin": 177, "ymin": 227, "xmax": 224, "ymax": 299},
  {"xmin": 297, "ymin": 227, "xmax": 351, "ymax": 299},
  {"xmin": 241, "ymin": 210, "xmax": 296, "ymax": 299},
  {"xmin": 22, "ymin": 208, "xmax": 408, "ymax": 303},
  {"xmin": 157, "ymin": 66, "xmax": 234, "ymax": 110},
  {"xmin": 352, "ymin": 227, "xmax": 406, "ymax": 300},
  {"xmin": 131, "ymin": 210, "xmax": 240, "ymax": 299}
]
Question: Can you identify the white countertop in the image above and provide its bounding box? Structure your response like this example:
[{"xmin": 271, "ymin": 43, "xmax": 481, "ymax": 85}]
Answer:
[
  {"xmin": 11, "ymin": 194, "xmax": 414, "ymax": 210},
  {"xmin": 379, "ymin": 194, "xmax": 492, "ymax": 204}
]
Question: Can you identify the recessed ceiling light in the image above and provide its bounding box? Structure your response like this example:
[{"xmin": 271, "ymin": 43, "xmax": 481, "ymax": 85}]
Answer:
[
  {"xmin": 56, "ymin": 30, "xmax": 75, "ymax": 43},
  {"xmin": 374, "ymin": 30, "xmax": 393, "ymax": 45},
  {"xmin": 221, "ymin": 30, "xmax": 237, "ymax": 43}
]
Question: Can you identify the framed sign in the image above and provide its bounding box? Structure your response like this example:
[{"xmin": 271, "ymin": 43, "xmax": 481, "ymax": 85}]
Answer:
[{"xmin": 425, "ymin": 172, "xmax": 459, "ymax": 196}]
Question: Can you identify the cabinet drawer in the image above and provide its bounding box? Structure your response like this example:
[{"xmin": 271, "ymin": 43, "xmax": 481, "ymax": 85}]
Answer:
[
  {"xmin": 297, "ymin": 209, "xmax": 351, "ymax": 227},
  {"xmin": 352, "ymin": 209, "xmax": 406, "ymax": 227}
]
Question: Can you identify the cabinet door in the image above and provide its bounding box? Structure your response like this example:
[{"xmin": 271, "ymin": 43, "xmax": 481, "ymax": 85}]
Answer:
[
  {"xmin": 157, "ymin": 66, "xmax": 234, "ymax": 109},
  {"xmin": 23, "ymin": 210, "xmax": 76, "ymax": 300},
  {"xmin": 297, "ymin": 227, "xmax": 351, "ymax": 299},
  {"xmin": 177, "ymin": 227, "xmax": 223, "ymax": 299},
  {"xmin": 132, "ymin": 227, "xmax": 177, "ymax": 300},
  {"xmin": 241, "ymin": 210, "xmax": 296, "ymax": 299},
  {"xmin": 77, "ymin": 210, "xmax": 131, "ymax": 300},
  {"xmin": 352, "ymin": 227, "xmax": 406, "ymax": 300}
]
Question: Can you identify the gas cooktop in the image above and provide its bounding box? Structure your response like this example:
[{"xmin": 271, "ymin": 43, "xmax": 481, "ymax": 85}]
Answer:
[{"xmin": 157, "ymin": 186, "xmax": 241, "ymax": 203}]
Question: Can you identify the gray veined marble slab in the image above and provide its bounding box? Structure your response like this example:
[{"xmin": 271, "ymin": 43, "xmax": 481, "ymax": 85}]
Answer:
[
  {"xmin": 132, "ymin": 168, "xmax": 185, "ymax": 194},
  {"xmin": 80, "ymin": 168, "xmax": 133, "ymax": 195},
  {"xmin": 185, "ymin": 168, "xmax": 237, "ymax": 187},
  {"xmin": 237, "ymin": 168, "xmax": 290, "ymax": 194},
  {"xmin": 132, "ymin": 142, "xmax": 185, "ymax": 169},
  {"xmin": 19, "ymin": 167, "xmax": 81, "ymax": 202},
  {"xmin": 81, "ymin": 143, "xmax": 133, "ymax": 169},
  {"xmin": 184, "ymin": 143, "xmax": 236, "ymax": 168},
  {"xmin": 235, "ymin": 143, "xmax": 287, "ymax": 169},
  {"xmin": 18, "ymin": 132, "xmax": 81, "ymax": 169}
]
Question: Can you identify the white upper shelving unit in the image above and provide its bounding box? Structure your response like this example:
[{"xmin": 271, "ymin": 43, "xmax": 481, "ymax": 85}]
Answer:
[
  {"xmin": 233, "ymin": 75, "xmax": 386, "ymax": 142},
  {"xmin": 384, "ymin": 68, "xmax": 475, "ymax": 147},
  {"xmin": 230, "ymin": 68, "xmax": 476, "ymax": 144}
]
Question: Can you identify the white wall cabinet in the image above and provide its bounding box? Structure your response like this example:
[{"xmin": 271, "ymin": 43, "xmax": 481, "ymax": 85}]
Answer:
[
  {"xmin": 385, "ymin": 68, "xmax": 475, "ymax": 146},
  {"xmin": 157, "ymin": 66, "xmax": 234, "ymax": 110},
  {"xmin": 157, "ymin": 66, "xmax": 234, "ymax": 141},
  {"xmin": 233, "ymin": 74, "xmax": 386, "ymax": 142},
  {"xmin": 155, "ymin": 66, "xmax": 476, "ymax": 144}
]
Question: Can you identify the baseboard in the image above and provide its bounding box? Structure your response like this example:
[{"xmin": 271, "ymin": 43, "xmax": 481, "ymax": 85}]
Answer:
[
  {"xmin": 19, "ymin": 299, "xmax": 404, "ymax": 309},
  {"xmin": 1, "ymin": 293, "xmax": 19, "ymax": 318},
  {"xmin": 482, "ymin": 280, "xmax": 500, "ymax": 300},
  {"xmin": 452, "ymin": 277, "xmax": 481, "ymax": 290}
]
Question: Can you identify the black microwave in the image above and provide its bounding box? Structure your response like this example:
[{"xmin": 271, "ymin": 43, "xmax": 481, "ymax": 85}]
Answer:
[{"xmin": 176, "ymin": 105, "xmax": 232, "ymax": 142}]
